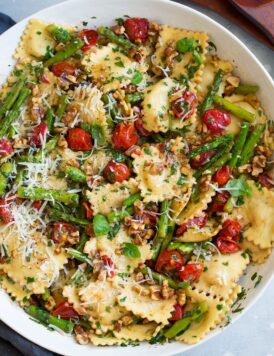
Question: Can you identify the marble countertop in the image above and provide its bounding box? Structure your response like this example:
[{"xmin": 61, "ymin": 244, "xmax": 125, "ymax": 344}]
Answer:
[{"xmin": 0, "ymin": 1, "xmax": 273, "ymax": 355}]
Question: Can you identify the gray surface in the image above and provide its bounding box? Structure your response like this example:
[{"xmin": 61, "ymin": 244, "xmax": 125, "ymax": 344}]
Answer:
[{"xmin": 0, "ymin": 0, "xmax": 273, "ymax": 355}]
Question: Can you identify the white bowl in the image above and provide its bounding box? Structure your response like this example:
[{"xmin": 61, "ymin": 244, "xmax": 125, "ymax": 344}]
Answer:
[{"xmin": 0, "ymin": 0, "xmax": 273, "ymax": 355}]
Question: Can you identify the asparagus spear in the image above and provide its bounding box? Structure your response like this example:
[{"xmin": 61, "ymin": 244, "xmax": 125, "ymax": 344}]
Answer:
[
  {"xmin": 235, "ymin": 85, "xmax": 259, "ymax": 95},
  {"xmin": 45, "ymin": 108, "xmax": 55, "ymax": 133},
  {"xmin": 67, "ymin": 247, "xmax": 93, "ymax": 266},
  {"xmin": 213, "ymin": 95, "xmax": 255, "ymax": 122},
  {"xmin": 200, "ymin": 69, "xmax": 224, "ymax": 116},
  {"xmin": 55, "ymin": 95, "xmax": 68, "ymax": 121},
  {"xmin": 125, "ymin": 92, "xmax": 143, "ymax": 104},
  {"xmin": 0, "ymin": 77, "xmax": 26, "ymax": 120},
  {"xmin": 97, "ymin": 26, "xmax": 136, "ymax": 49},
  {"xmin": 167, "ymin": 242, "xmax": 195, "ymax": 254},
  {"xmin": 44, "ymin": 38, "xmax": 84, "ymax": 67},
  {"xmin": 159, "ymin": 221, "xmax": 175, "ymax": 253},
  {"xmin": 0, "ymin": 87, "xmax": 31, "ymax": 138},
  {"xmin": 164, "ymin": 301, "xmax": 208, "ymax": 338},
  {"xmin": 27, "ymin": 305, "xmax": 74, "ymax": 333},
  {"xmin": 46, "ymin": 24, "xmax": 71, "ymax": 43},
  {"xmin": 0, "ymin": 173, "xmax": 7, "ymax": 197},
  {"xmin": 102, "ymin": 94, "xmax": 118, "ymax": 121},
  {"xmin": 107, "ymin": 193, "xmax": 141, "ymax": 223},
  {"xmin": 140, "ymin": 267, "xmax": 189, "ymax": 290},
  {"xmin": 65, "ymin": 165, "xmax": 86, "ymax": 183},
  {"xmin": 228, "ymin": 122, "xmax": 250, "ymax": 167},
  {"xmin": 152, "ymin": 200, "xmax": 171, "ymax": 260},
  {"xmin": 188, "ymin": 134, "xmax": 233, "ymax": 158},
  {"xmin": 49, "ymin": 208, "xmax": 90, "ymax": 226},
  {"xmin": 238, "ymin": 124, "xmax": 265, "ymax": 166},
  {"xmin": 18, "ymin": 187, "xmax": 79, "ymax": 205},
  {"xmin": 76, "ymin": 232, "xmax": 89, "ymax": 252},
  {"xmin": 18, "ymin": 136, "xmax": 59, "ymax": 163}
]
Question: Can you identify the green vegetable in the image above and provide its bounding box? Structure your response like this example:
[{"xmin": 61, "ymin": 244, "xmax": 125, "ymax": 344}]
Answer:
[
  {"xmin": 17, "ymin": 187, "xmax": 79, "ymax": 205},
  {"xmin": 67, "ymin": 247, "xmax": 93, "ymax": 266},
  {"xmin": 122, "ymin": 242, "xmax": 141, "ymax": 259},
  {"xmin": 46, "ymin": 24, "xmax": 71, "ymax": 43},
  {"xmin": 44, "ymin": 38, "xmax": 84, "ymax": 67},
  {"xmin": 0, "ymin": 173, "xmax": 7, "ymax": 197},
  {"xmin": 81, "ymin": 123, "xmax": 105, "ymax": 146},
  {"xmin": 192, "ymin": 49, "xmax": 203, "ymax": 64},
  {"xmin": 159, "ymin": 221, "xmax": 175, "ymax": 253},
  {"xmin": 27, "ymin": 305, "xmax": 74, "ymax": 333},
  {"xmin": 0, "ymin": 162, "xmax": 14, "ymax": 177},
  {"xmin": 238, "ymin": 124, "xmax": 265, "ymax": 166},
  {"xmin": 131, "ymin": 71, "xmax": 143, "ymax": 85},
  {"xmin": 0, "ymin": 77, "xmax": 26, "ymax": 121},
  {"xmin": 97, "ymin": 26, "xmax": 136, "ymax": 49},
  {"xmin": 200, "ymin": 69, "xmax": 224, "ymax": 116},
  {"xmin": 213, "ymin": 95, "xmax": 255, "ymax": 122},
  {"xmin": 55, "ymin": 95, "xmax": 68, "ymax": 121},
  {"xmin": 125, "ymin": 92, "xmax": 143, "ymax": 104},
  {"xmin": 93, "ymin": 214, "xmax": 110, "ymax": 236},
  {"xmin": 176, "ymin": 38, "xmax": 195, "ymax": 53},
  {"xmin": 235, "ymin": 85, "xmax": 259, "ymax": 95},
  {"xmin": 168, "ymin": 242, "xmax": 195, "ymax": 254},
  {"xmin": 228, "ymin": 122, "xmax": 250, "ymax": 167},
  {"xmin": 49, "ymin": 208, "xmax": 90, "ymax": 226},
  {"xmin": 76, "ymin": 233, "xmax": 89, "ymax": 252},
  {"xmin": 140, "ymin": 267, "xmax": 189, "ymax": 290},
  {"xmin": 65, "ymin": 165, "xmax": 86, "ymax": 183},
  {"xmin": 224, "ymin": 196, "xmax": 234, "ymax": 213},
  {"xmin": 123, "ymin": 193, "xmax": 141, "ymax": 208},
  {"xmin": 224, "ymin": 176, "xmax": 252, "ymax": 198},
  {"xmin": 188, "ymin": 134, "xmax": 233, "ymax": 158},
  {"xmin": 45, "ymin": 108, "xmax": 55, "ymax": 133},
  {"xmin": 152, "ymin": 200, "xmax": 171, "ymax": 260},
  {"xmin": 107, "ymin": 206, "xmax": 133, "ymax": 224}
]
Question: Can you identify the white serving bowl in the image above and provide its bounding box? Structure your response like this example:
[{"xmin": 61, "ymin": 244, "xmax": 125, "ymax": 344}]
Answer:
[{"xmin": 0, "ymin": 0, "xmax": 273, "ymax": 355}]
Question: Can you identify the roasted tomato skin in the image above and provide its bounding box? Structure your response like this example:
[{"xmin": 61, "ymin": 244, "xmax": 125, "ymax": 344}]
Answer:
[
  {"xmin": 101, "ymin": 255, "xmax": 116, "ymax": 277},
  {"xmin": 223, "ymin": 219, "xmax": 241, "ymax": 238},
  {"xmin": 213, "ymin": 165, "xmax": 232, "ymax": 186},
  {"xmin": 178, "ymin": 263, "xmax": 203, "ymax": 283},
  {"xmin": 32, "ymin": 200, "xmax": 43, "ymax": 210},
  {"xmin": 52, "ymin": 222, "xmax": 78, "ymax": 243},
  {"xmin": 169, "ymin": 303, "xmax": 185, "ymax": 321},
  {"xmin": 202, "ymin": 109, "xmax": 231, "ymax": 134},
  {"xmin": 83, "ymin": 201, "xmax": 93, "ymax": 219},
  {"xmin": 189, "ymin": 150, "xmax": 214, "ymax": 169},
  {"xmin": 155, "ymin": 250, "xmax": 184, "ymax": 273},
  {"xmin": 258, "ymin": 172, "xmax": 273, "ymax": 189},
  {"xmin": 103, "ymin": 160, "xmax": 131, "ymax": 183},
  {"xmin": 51, "ymin": 301, "xmax": 79, "ymax": 319},
  {"xmin": 134, "ymin": 118, "xmax": 151, "ymax": 136},
  {"xmin": 67, "ymin": 128, "xmax": 93, "ymax": 151},
  {"xmin": 79, "ymin": 29, "xmax": 99, "ymax": 51},
  {"xmin": 0, "ymin": 139, "xmax": 13, "ymax": 156},
  {"xmin": 112, "ymin": 123, "xmax": 139, "ymax": 150},
  {"xmin": 210, "ymin": 191, "xmax": 230, "ymax": 213},
  {"xmin": 29, "ymin": 123, "xmax": 49, "ymax": 147},
  {"xmin": 51, "ymin": 62, "xmax": 76, "ymax": 76},
  {"xmin": 124, "ymin": 18, "xmax": 149, "ymax": 42},
  {"xmin": 176, "ymin": 214, "xmax": 208, "ymax": 235},
  {"xmin": 0, "ymin": 197, "xmax": 13, "ymax": 223},
  {"xmin": 171, "ymin": 90, "xmax": 197, "ymax": 121},
  {"xmin": 216, "ymin": 236, "xmax": 241, "ymax": 254}
]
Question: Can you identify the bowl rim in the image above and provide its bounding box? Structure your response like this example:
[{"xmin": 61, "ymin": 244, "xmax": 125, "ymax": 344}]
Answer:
[{"xmin": 0, "ymin": 0, "xmax": 273, "ymax": 355}]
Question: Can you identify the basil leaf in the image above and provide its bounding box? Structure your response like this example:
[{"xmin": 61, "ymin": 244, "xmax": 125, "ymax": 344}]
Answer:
[
  {"xmin": 176, "ymin": 38, "xmax": 195, "ymax": 53},
  {"xmin": 131, "ymin": 70, "xmax": 143, "ymax": 85},
  {"xmin": 93, "ymin": 214, "xmax": 110, "ymax": 236},
  {"xmin": 122, "ymin": 242, "xmax": 141, "ymax": 259},
  {"xmin": 224, "ymin": 176, "xmax": 252, "ymax": 198},
  {"xmin": 91, "ymin": 124, "xmax": 105, "ymax": 146}
]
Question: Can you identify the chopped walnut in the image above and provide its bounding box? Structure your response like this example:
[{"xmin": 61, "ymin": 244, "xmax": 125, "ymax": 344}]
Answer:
[
  {"xmin": 256, "ymin": 144, "xmax": 272, "ymax": 159},
  {"xmin": 57, "ymin": 135, "xmax": 68, "ymax": 148},
  {"xmin": 30, "ymin": 98, "xmax": 45, "ymax": 121},
  {"xmin": 12, "ymin": 138, "xmax": 28, "ymax": 149},
  {"xmin": 144, "ymin": 161, "xmax": 165, "ymax": 175},
  {"xmin": 177, "ymin": 289, "xmax": 186, "ymax": 306},
  {"xmin": 125, "ymin": 145, "xmax": 141, "ymax": 156},
  {"xmin": 148, "ymin": 21, "xmax": 161, "ymax": 36},
  {"xmin": 62, "ymin": 106, "xmax": 79, "ymax": 127},
  {"xmin": 128, "ymin": 46, "xmax": 149, "ymax": 63},
  {"xmin": 111, "ymin": 25, "xmax": 125, "ymax": 35},
  {"xmin": 238, "ymin": 164, "xmax": 252, "ymax": 174},
  {"xmin": 74, "ymin": 325, "xmax": 89, "ymax": 345},
  {"xmin": 44, "ymin": 296, "xmax": 56, "ymax": 311},
  {"xmin": 66, "ymin": 157, "xmax": 80, "ymax": 168},
  {"xmin": 67, "ymin": 230, "xmax": 80, "ymax": 245},
  {"xmin": 124, "ymin": 216, "xmax": 154, "ymax": 244},
  {"xmin": 199, "ymin": 174, "xmax": 211, "ymax": 192},
  {"xmin": 114, "ymin": 320, "xmax": 123, "ymax": 332},
  {"xmin": 86, "ymin": 175, "xmax": 104, "ymax": 189},
  {"xmin": 226, "ymin": 76, "xmax": 240, "ymax": 88},
  {"xmin": 133, "ymin": 284, "xmax": 150, "ymax": 296},
  {"xmin": 251, "ymin": 155, "xmax": 266, "ymax": 176},
  {"xmin": 135, "ymin": 272, "xmax": 145, "ymax": 282},
  {"xmin": 161, "ymin": 280, "xmax": 175, "ymax": 300},
  {"xmin": 164, "ymin": 42, "xmax": 178, "ymax": 68},
  {"xmin": 121, "ymin": 315, "xmax": 133, "ymax": 326},
  {"xmin": 149, "ymin": 285, "xmax": 162, "ymax": 301}
]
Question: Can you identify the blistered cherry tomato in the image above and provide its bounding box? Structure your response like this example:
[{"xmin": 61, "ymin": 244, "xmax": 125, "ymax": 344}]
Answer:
[
  {"xmin": 179, "ymin": 263, "xmax": 203, "ymax": 283},
  {"xmin": 0, "ymin": 197, "xmax": 13, "ymax": 223},
  {"xmin": 258, "ymin": 172, "xmax": 273, "ymax": 189},
  {"xmin": 124, "ymin": 18, "xmax": 149, "ymax": 43},
  {"xmin": 189, "ymin": 150, "xmax": 214, "ymax": 169},
  {"xmin": 29, "ymin": 123, "xmax": 48, "ymax": 147},
  {"xmin": 51, "ymin": 301, "xmax": 79, "ymax": 319},
  {"xmin": 213, "ymin": 165, "xmax": 231, "ymax": 186},
  {"xmin": 67, "ymin": 128, "xmax": 93, "ymax": 151},
  {"xmin": 83, "ymin": 201, "xmax": 93, "ymax": 219},
  {"xmin": 103, "ymin": 160, "xmax": 131, "ymax": 183},
  {"xmin": 176, "ymin": 214, "xmax": 208, "ymax": 235},
  {"xmin": 134, "ymin": 118, "xmax": 151, "ymax": 136},
  {"xmin": 171, "ymin": 90, "xmax": 197, "ymax": 121},
  {"xmin": 216, "ymin": 236, "xmax": 241, "ymax": 254},
  {"xmin": 223, "ymin": 219, "xmax": 241, "ymax": 238},
  {"xmin": 155, "ymin": 250, "xmax": 184, "ymax": 273},
  {"xmin": 51, "ymin": 62, "xmax": 76, "ymax": 76},
  {"xmin": 112, "ymin": 123, "xmax": 139, "ymax": 150},
  {"xmin": 32, "ymin": 200, "xmax": 43, "ymax": 210},
  {"xmin": 169, "ymin": 303, "xmax": 185, "ymax": 321},
  {"xmin": 202, "ymin": 109, "xmax": 231, "ymax": 134},
  {"xmin": 0, "ymin": 139, "xmax": 13, "ymax": 156},
  {"xmin": 210, "ymin": 191, "xmax": 230, "ymax": 213},
  {"xmin": 52, "ymin": 222, "xmax": 78, "ymax": 243},
  {"xmin": 79, "ymin": 29, "xmax": 99, "ymax": 51},
  {"xmin": 101, "ymin": 255, "xmax": 116, "ymax": 277}
]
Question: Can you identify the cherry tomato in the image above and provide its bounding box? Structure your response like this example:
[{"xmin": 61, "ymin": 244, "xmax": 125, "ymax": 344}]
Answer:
[
  {"xmin": 189, "ymin": 150, "xmax": 214, "ymax": 169},
  {"xmin": 0, "ymin": 197, "xmax": 13, "ymax": 223},
  {"xmin": 79, "ymin": 29, "xmax": 99, "ymax": 51},
  {"xmin": 39, "ymin": 73, "xmax": 50, "ymax": 83},
  {"xmin": 0, "ymin": 139, "xmax": 13, "ymax": 156},
  {"xmin": 29, "ymin": 123, "xmax": 48, "ymax": 147},
  {"xmin": 51, "ymin": 301, "xmax": 79, "ymax": 319},
  {"xmin": 171, "ymin": 90, "xmax": 197, "ymax": 121},
  {"xmin": 176, "ymin": 214, "xmax": 208, "ymax": 235},
  {"xmin": 83, "ymin": 201, "xmax": 93, "ymax": 219},
  {"xmin": 112, "ymin": 123, "xmax": 139, "ymax": 150},
  {"xmin": 124, "ymin": 18, "xmax": 149, "ymax": 43},
  {"xmin": 0, "ymin": 257, "xmax": 6, "ymax": 264},
  {"xmin": 179, "ymin": 263, "xmax": 203, "ymax": 283},
  {"xmin": 32, "ymin": 200, "xmax": 43, "ymax": 210},
  {"xmin": 101, "ymin": 255, "xmax": 116, "ymax": 277},
  {"xmin": 51, "ymin": 62, "xmax": 76, "ymax": 77},
  {"xmin": 210, "ymin": 191, "xmax": 230, "ymax": 213},
  {"xmin": 103, "ymin": 160, "xmax": 131, "ymax": 183},
  {"xmin": 216, "ymin": 236, "xmax": 241, "ymax": 254},
  {"xmin": 134, "ymin": 118, "xmax": 151, "ymax": 136},
  {"xmin": 67, "ymin": 128, "xmax": 93, "ymax": 151},
  {"xmin": 258, "ymin": 172, "xmax": 273, "ymax": 189},
  {"xmin": 213, "ymin": 165, "xmax": 232, "ymax": 186},
  {"xmin": 202, "ymin": 109, "xmax": 231, "ymax": 134},
  {"xmin": 223, "ymin": 219, "xmax": 241, "ymax": 238},
  {"xmin": 155, "ymin": 250, "xmax": 184, "ymax": 273},
  {"xmin": 52, "ymin": 222, "xmax": 78, "ymax": 243},
  {"xmin": 169, "ymin": 303, "xmax": 185, "ymax": 321}
]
